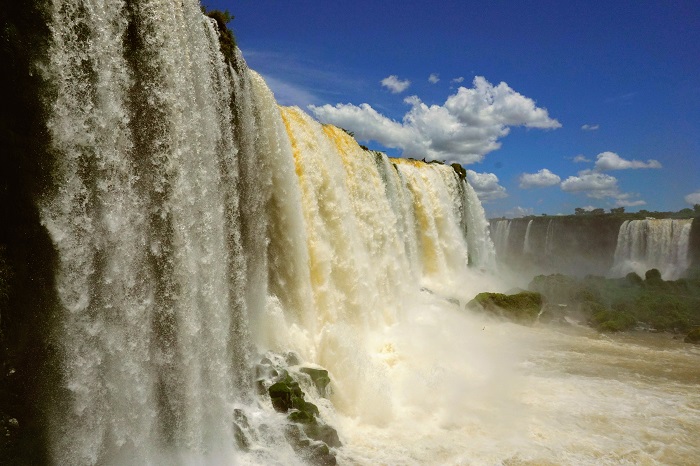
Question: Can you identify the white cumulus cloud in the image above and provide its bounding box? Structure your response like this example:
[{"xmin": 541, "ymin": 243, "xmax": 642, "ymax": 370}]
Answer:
[
  {"xmin": 310, "ymin": 76, "xmax": 561, "ymax": 165},
  {"xmin": 685, "ymin": 191, "xmax": 700, "ymax": 205},
  {"xmin": 573, "ymin": 154, "xmax": 591, "ymax": 163},
  {"xmin": 428, "ymin": 73, "xmax": 440, "ymax": 84},
  {"xmin": 381, "ymin": 75, "xmax": 411, "ymax": 93},
  {"xmin": 560, "ymin": 171, "xmax": 646, "ymax": 206},
  {"xmin": 504, "ymin": 206, "xmax": 534, "ymax": 218},
  {"xmin": 560, "ymin": 172, "xmax": 619, "ymax": 198},
  {"xmin": 616, "ymin": 199, "xmax": 646, "ymax": 207},
  {"xmin": 466, "ymin": 170, "xmax": 507, "ymax": 201},
  {"xmin": 594, "ymin": 151, "xmax": 662, "ymax": 171},
  {"xmin": 519, "ymin": 168, "xmax": 561, "ymax": 188},
  {"xmin": 451, "ymin": 77, "xmax": 465, "ymax": 84},
  {"xmin": 581, "ymin": 124, "xmax": 600, "ymax": 131}
]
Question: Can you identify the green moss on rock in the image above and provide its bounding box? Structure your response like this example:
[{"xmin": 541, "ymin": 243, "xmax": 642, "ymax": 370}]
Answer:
[
  {"xmin": 451, "ymin": 163, "xmax": 467, "ymax": 180},
  {"xmin": 203, "ymin": 8, "xmax": 237, "ymax": 65},
  {"xmin": 467, "ymin": 291, "xmax": 542, "ymax": 323},
  {"xmin": 268, "ymin": 374, "xmax": 303, "ymax": 412},
  {"xmin": 299, "ymin": 367, "xmax": 331, "ymax": 397},
  {"xmin": 589, "ymin": 309, "xmax": 637, "ymax": 332}
]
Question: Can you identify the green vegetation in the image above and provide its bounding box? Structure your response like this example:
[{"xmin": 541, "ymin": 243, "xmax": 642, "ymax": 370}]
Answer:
[
  {"xmin": 467, "ymin": 291, "xmax": 543, "ymax": 323},
  {"xmin": 569, "ymin": 204, "xmax": 699, "ymax": 220},
  {"xmin": 685, "ymin": 327, "xmax": 700, "ymax": 344},
  {"xmin": 504, "ymin": 205, "xmax": 699, "ymax": 222},
  {"xmin": 529, "ymin": 272, "xmax": 700, "ymax": 336},
  {"xmin": 451, "ymin": 162, "xmax": 467, "ymax": 180},
  {"xmin": 202, "ymin": 7, "xmax": 237, "ymax": 65},
  {"xmin": 339, "ymin": 127, "xmax": 355, "ymax": 138}
]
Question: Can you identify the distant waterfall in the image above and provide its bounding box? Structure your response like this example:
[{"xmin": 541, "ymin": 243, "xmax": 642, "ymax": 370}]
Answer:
[
  {"xmin": 544, "ymin": 219, "xmax": 555, "ymax": 256},
  {"xmin": 35, "ymin": 1, "xmax": 497, "ymax": 463},
  {"xmin": 611, "ymin": 219, "xmax": 693, "ymax": 280},
  {"xmin": 492, "ymin": 219, "xmax": 512, "ymax": 259},
  {"xmin": 523, "ymin": 219, "xmax": 534, "ymax": 254}
]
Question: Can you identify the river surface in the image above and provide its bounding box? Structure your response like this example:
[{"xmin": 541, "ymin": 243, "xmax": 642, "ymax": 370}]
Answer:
[{"xmin": 334, "ymin": 307, "xmax": 700, "ymax": 466}]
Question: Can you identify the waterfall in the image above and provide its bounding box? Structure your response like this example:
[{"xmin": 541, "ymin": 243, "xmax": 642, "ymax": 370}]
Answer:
[
  {"xmin": 611, "ymin": 219, "xmax": 693, "ymax": 280},
  {"xmin": 41, "ymin": 1, "xmax": 264, "ymax": 461},
  {"xmin": 523, "ymin": 219, "xmax": 534, "ymax": 254},
  {"xmin": 462, "ymin": 180, "xmax": 497, "ymax": 271},
  {"xmin": 544, "ymin": 219, "xmax": 555, "ymax": 256},
  {"xmin": 492, "ymin": 219, "xmax": 512, "ymax": 259},
  {"xmin": 32, "ymin": 1, "xmax": 498, "ymax": 463}
]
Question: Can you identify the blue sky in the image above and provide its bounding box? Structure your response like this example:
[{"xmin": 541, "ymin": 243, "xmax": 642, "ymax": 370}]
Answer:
[{"xmin": 204, "ymin": 0, "xmax": 699, "ymax": 217}]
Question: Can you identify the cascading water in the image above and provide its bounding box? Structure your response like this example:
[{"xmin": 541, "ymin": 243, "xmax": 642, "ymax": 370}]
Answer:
[
  {"xmin": 523, "ymin": 219, "xmax": 534, "ymax": 254},
  {"xmin": 544, "ymin": 218, "xmax": 555, "ymax": 256},
  {"xmin": 8, "ymin": 1, "xmax": 699, "ymax": 464},
  {"xmin": 492, "ymin": 219, "xmax": 512, "ymax": 259},
  {"xmin": 36, "ymin": 1, "xmax": 498, "ymax": 463},
  {"xmin": 610, "ymin": 219, "xmax": 693, "ymax": 280},
  {"xmin": 41, "ymin": 1, "xmax": 260, "ymax": 462}
]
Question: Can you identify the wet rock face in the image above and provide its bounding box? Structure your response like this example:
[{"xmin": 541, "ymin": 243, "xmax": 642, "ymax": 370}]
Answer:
[
  {"xmin": 467, "ymin": 291, "xmax": 543, "ymax": 323},
  {"xmin": 299, "ymin": 367, "xmax": 331, "ymax": 397},
  {"xmin": 256, "ymin": 353, "xmax": 342, "ymax": 464}
]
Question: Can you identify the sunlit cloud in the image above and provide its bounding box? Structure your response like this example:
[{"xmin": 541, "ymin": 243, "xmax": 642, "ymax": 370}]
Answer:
[
  {"xmin": 581, "ymin": 124, "xmax": 599, "ymax": 131},
  {"xmin": 505, "ymin": 206, "xmax": 534, "ymax": 218},
  {"xmin": 615, "ymin": 199, "xmax": 646, "ymax": 207},
  {"xmin": 561, "ymin": 172, "xmax": 619, "ymax": 198},
  {"xmin": 594, "ymin": 151, "xmax": 661, "ymax": 171},
  {"xmin": 560, "ymin": 171, "xmax": 645, "ymax": 206},
  {"xmin": 685, "ymin": 191, "xmax": 700, "ymax": 205},
  {"xmin": 310, "ymin": 76, "xmax": 560, "ymax": 165},
  {"xmin": 573, "ymin": 154, "xmax": 591, "ymax": 163},
  {"xmin": 451, "ymin": 77, "xmax": 465, "ymax": 84},
  {"xmin": 428, "ymin": 73, "xmax": 440, "ymax": 84},
  {"xmin": 519, "ymin": 168, "xmax": 561, "ymax": 188},
  {"xmin": 381, "ymin": 75, "xmax": 411, "ymax": 93},
  {"xmin": 466, "ymin": 170, "xmax": 507, "ymax": 201}
]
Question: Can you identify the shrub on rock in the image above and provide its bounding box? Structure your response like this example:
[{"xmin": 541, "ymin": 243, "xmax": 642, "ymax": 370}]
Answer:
[
  {"xmin": 685, "ymin": 327, "xmax": 700, "ymax": 344},
  {"xmin": 467, "ymin": 291, "xmax": 543, "ymax": 323}
]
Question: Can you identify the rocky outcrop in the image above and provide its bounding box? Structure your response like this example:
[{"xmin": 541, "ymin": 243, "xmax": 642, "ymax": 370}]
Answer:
[
  {"xmin": 256, "ymin": 354, "xmax": 341, "ymax": 465},
  {"xmin": 467, "ymin": 291, "xmax": 543, "ymax": 323}
]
